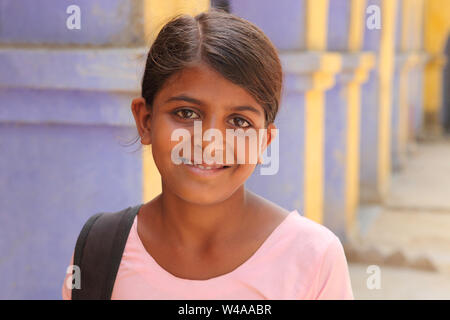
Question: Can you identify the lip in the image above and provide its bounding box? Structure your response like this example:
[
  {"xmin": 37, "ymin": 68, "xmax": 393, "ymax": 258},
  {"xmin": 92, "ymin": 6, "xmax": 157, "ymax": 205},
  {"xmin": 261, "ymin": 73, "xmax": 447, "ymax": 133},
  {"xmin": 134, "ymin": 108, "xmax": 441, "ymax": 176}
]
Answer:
[{"xmin": 182, "ymin": 162, "xmax": 233, "ymax": 177}]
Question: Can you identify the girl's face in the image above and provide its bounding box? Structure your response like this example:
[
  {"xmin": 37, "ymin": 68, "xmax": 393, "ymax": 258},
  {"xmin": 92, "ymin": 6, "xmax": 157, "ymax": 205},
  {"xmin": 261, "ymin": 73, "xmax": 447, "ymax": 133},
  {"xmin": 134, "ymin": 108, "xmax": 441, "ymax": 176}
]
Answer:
[{"xmin": 132, "ymin": 63, "xmax": 276, "ymax": 205}]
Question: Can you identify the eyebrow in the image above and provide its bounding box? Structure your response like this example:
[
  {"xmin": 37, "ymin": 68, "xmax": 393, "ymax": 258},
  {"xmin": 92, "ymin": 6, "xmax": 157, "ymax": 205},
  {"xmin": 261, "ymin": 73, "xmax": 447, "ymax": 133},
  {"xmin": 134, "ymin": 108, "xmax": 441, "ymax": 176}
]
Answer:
[
  {"xmin": 165, "ymin": 95, "xmax": 204, "ymax": 106},
  {"xmin": 165, "ymin": 94, "xmax": 263, "ymax": 116}
]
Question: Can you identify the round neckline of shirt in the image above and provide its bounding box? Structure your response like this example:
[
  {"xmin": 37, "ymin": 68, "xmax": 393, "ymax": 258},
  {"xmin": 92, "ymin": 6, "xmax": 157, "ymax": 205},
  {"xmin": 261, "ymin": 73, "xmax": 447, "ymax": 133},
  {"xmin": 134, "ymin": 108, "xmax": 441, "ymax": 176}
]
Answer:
[{"xmin": 131, "ymin": 208, "xmax": 299, "ymax": 286}]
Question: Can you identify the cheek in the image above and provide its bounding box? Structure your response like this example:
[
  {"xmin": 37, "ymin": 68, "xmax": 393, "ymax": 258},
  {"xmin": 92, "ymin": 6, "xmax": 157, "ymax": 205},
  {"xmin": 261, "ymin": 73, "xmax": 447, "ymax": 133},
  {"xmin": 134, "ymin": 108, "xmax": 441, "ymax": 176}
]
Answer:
[
  {"xmin": 229, "ymin": 134, "xmax": 263, "ymax": 165},
  {"xmin": 149, "ymin": 116, "xmax": 181, "ymax": 166}
]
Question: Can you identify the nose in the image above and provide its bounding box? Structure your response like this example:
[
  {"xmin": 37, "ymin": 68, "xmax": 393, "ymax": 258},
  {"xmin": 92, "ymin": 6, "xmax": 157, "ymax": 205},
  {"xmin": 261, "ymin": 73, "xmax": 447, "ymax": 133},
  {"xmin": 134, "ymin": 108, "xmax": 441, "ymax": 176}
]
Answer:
[
  {"xmin": 202, "ymin": 114, "xmax": 225, "ymax": 141},
  {"xmin": 192, "ymin": 116, "xmax": 229, "ymax": 164}
]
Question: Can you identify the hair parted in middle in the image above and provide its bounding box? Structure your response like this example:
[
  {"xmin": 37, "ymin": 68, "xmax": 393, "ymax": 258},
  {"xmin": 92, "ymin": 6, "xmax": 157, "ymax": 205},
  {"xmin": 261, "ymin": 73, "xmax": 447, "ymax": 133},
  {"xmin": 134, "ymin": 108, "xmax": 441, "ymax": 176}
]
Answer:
[{"xmin": 141, "ymin": 9, "xmax": 283, "ymax": 127}]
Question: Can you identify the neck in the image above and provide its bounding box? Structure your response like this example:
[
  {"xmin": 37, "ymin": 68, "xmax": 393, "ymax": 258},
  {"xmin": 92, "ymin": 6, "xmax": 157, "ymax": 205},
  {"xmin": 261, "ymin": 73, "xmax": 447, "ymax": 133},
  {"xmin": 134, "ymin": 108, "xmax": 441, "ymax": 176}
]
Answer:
[{"xmin": 154, "ymin": 184, "xmax": 251, "ymax": 250}]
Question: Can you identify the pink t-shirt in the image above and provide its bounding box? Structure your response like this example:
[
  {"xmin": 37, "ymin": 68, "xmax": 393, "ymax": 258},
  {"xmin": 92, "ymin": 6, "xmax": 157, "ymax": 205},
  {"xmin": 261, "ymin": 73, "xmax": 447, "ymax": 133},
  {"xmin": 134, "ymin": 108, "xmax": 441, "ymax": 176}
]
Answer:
[{"xmin": 62, "ymin": 210, "xmax": 354, "ymax": 299}]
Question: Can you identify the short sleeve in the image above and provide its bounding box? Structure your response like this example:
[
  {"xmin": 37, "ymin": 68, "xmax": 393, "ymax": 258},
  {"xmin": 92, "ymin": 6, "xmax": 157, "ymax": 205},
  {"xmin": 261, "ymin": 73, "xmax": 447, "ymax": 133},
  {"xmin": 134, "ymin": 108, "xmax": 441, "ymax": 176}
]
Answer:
[
  {"xmin": 314, "ymin": 235, "xmax": 354, "ymax": 300},
  {"xmin": 61, "ymin": 253, "xmax": 74, "ymax": 300}
]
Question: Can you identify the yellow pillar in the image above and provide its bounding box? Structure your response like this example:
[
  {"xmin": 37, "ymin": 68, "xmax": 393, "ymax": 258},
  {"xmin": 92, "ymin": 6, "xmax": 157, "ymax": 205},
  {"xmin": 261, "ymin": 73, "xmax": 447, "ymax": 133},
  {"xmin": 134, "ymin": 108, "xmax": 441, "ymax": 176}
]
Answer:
[
  {"xmin": 304, "ymin": 90, "xmax": 324, "ymax": 224},
  {"xmin": 303, "ymin": 0, "xmax": 330, "ymax": 224},
  {"xmin": 376, "ymin": 0, "xmax": 398, "ymax": 199},
  {"xmin": 144, "ymin": 0, "xmax": 210, "ymax": 42},
  {"xmin": 141, "ymin": 0, "xmax": 210, "ymax": 202},
  {"xmin": 345, "ymin": 0, "xmax": 374, "ymax": 237},
  {"xmin": 306, "ymin": 0, "xmax": 329, "ymax": 51},
  {"xmin": 346, "ymin": 0, "xmax": 377, "ymax": 238},
  {"xmin": 423, "ymin": 0, "xmax": 450, "ymax": 135},
  {"xmin": 348, "ymin": 0, "xmax": 367, "ymax": 52}
]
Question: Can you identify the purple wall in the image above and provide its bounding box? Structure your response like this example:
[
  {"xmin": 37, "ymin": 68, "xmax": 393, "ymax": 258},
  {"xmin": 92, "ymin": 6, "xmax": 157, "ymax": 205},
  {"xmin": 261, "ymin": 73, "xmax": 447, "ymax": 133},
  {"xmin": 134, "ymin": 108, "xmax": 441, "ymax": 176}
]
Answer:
[
  {"xmin": 0, "ymin": 0, "xmax": 144, "ymax": 45},
  {"xmin": 232, "ymin": 0, "xmax": 308, "ymax": 214},
  {"xmin": 246, "ymin": 91, "xmax": 306, "ymax": 213},
  {"xmin": 230, "ymin": 0, "xmax": 306, "ymax": 51},
  {"xmin": 0, "ymin": 120, "xmax": 142, "ymax": 299},
  {"xmin": 360, "ymin": 0, "xmax": 384, "ymax": 201},
  {"xmin": 0, "ymin": 0, "xmax": 144, "ymax": 299},
  {"xmin": 324, "ymin": 83, "xmax": 348, "ymax": 240},
  {"xmin": 327, "ymin": 0, "xmax": 351, "ymax": 51}
]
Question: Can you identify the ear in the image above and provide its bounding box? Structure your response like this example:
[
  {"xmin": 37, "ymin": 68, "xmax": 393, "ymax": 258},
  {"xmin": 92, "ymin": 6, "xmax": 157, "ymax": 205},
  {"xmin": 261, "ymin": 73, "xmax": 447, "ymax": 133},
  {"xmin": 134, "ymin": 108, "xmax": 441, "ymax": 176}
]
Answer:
[
  {"xmin": 258, "ymin": 123, "xmax": 277, "ymax": 164},
  {"xmin": 131, "ymin": 97, "xmax": 152, "ymax": 145}
]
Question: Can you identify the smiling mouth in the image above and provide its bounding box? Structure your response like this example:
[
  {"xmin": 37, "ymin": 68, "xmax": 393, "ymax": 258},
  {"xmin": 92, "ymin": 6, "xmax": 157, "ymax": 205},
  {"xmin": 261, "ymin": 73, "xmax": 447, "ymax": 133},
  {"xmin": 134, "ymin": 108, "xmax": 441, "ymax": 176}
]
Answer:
[
  {"xmin": 179, "ymin": 157, "xmax": 233, "ymax": 171},
  {"xmin": 182, "ymin": 163, "xmax": 232, "ymax": 178},
  {"xmin": 187, "ymin": 163, "xmax": 231, "ymax": 170}
]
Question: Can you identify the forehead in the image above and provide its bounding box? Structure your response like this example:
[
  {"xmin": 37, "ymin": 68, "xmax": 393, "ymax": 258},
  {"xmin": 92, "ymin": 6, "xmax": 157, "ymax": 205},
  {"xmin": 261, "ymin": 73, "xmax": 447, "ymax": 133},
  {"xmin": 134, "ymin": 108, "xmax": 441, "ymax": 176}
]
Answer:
[{"xmin": 153, "ymin": 63, "xmax": 262, "ymax": 110}]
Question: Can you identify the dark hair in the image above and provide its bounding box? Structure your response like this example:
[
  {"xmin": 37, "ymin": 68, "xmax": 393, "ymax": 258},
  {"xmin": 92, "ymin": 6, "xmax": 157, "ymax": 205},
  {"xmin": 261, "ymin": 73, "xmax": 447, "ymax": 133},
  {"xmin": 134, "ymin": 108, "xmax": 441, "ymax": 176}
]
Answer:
[{"xmin": 141, "ymin": 9, "xmax": 283, "ymax": 127}]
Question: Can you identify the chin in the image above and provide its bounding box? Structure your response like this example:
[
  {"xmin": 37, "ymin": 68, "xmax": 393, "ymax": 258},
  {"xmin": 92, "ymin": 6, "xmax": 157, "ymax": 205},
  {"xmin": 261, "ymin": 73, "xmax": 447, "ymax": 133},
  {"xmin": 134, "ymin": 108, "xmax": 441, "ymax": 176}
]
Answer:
[{"xmin": 169, "ymin": 183, "xmax": 238, "ymax": 205}]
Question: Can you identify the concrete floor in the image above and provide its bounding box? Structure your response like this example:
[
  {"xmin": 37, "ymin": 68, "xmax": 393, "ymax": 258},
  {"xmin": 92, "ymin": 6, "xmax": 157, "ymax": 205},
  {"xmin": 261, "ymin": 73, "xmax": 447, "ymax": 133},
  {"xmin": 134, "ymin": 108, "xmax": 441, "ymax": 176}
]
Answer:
[
  {"xmin": 349, "ymin": 262, "xmax": 450, "ymax": 300},
  {"xmin": 347, "ymin": 137, "xmax": 450, "ymax": 299}
]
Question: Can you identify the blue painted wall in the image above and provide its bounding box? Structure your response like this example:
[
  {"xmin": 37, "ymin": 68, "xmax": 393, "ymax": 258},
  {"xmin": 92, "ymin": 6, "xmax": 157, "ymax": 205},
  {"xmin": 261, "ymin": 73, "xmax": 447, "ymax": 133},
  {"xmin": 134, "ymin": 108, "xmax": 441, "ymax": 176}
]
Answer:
[
  {"xmin": 0, "ymin": 0, "xmax": 144, "ymax": 45},
  {"xmin": 0, "ymin": 0, "xmax": 144, "ymax": 299}
]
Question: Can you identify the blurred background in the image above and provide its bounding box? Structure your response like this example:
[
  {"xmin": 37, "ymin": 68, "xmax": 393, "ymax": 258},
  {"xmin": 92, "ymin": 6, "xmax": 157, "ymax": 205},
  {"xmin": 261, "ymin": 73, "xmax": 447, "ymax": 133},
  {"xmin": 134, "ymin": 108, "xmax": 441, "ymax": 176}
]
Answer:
[{"xmin": 1, "ymin": 0, "xmax": 450, "ymax": 299}]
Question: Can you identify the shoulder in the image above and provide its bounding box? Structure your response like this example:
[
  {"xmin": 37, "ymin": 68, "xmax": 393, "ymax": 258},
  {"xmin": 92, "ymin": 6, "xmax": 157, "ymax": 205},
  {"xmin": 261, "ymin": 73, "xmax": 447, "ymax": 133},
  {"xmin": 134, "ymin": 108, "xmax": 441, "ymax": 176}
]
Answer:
[
  {"xmin": 284, "ymin": 211, "xmax": 342, "ymax": 263},
  {"xmin": 288, "ymin": 216, "xmax": 354, "ymax": 299},
  {"xmin": 245, "ymin": 190, "xmax": 290, "ymax": 221},
  {"xmin": 289, "ymin": 213, "xmax": 339, "ymax": 246},
  {"xmin": 246, "ymin": 189, "xmax": 339, "ymax": 246},
  {"xmin": 250, "ymin": 197, "xmax": 346, "ymax": 294},
  {"xmin": 246, "ymin": 190, "xmax": 341, "ymax": 261},
  {"xmin": 279, "ymin": 213, "xmax": 353, "ymax": 298},
  {"xmin": 243, "ymin": 199, "xmax": 351, "ymax": 299}
]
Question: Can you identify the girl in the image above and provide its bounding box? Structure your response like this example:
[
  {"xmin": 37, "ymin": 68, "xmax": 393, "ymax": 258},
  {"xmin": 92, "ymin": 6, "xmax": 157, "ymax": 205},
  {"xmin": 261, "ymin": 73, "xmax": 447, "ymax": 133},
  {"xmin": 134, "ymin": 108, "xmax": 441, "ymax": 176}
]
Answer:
[{"xmin": 62, "ymin": 9, "xmax": 354, "ymax": 300}]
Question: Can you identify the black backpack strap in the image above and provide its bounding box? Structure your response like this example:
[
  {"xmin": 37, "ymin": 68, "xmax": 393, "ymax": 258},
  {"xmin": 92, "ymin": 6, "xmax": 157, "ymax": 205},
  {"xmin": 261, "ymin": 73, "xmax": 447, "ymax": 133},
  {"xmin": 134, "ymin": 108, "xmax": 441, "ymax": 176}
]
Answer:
[{"xmin": 72, "ymin": 204, "xmax": 143, "ymax": 300}]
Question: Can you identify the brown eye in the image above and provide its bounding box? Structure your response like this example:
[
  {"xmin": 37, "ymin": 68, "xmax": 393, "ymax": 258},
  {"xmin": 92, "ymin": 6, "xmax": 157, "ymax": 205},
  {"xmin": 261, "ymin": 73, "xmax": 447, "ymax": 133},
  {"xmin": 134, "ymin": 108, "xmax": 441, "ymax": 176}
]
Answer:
[
  {"xmin": 229, "ymin": 117, "xmax": 251, "ymax": 128},
  {"xmin": 175, "ymin": 109, "xmax": 200, "ymax": 120}
]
